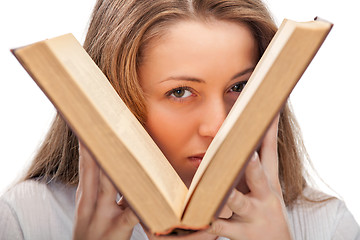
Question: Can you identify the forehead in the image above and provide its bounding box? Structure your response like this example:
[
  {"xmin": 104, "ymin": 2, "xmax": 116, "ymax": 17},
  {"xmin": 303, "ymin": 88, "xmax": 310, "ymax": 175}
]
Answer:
[
  {"xmin": 141, "ymin": 19, "xmax": 257, "ymax": 61},
  {"xmin": 139, "ymin": 19, "xmax": 258, "ymax": 79},
  {"xmin": 167, "ymin": 19, "xmax": 254, "ymax": 43}
]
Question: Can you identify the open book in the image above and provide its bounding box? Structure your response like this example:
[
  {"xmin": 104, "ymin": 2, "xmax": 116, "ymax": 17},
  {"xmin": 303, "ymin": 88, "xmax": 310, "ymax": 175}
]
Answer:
[{"xmin": 12, "ymin": 18, "xmax": 332, "ymax": 235}]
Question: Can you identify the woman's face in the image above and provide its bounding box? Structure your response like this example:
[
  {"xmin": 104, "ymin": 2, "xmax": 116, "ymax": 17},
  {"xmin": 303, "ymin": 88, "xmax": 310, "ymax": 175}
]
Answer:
[{"xmin": 139, "ymin": 20, "xmax": 258, "ymax": 187}]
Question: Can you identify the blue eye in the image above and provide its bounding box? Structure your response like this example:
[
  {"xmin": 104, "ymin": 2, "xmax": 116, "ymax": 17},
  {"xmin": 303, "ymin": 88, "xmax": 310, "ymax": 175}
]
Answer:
[
  {"xmin": 229, "ymin": 81, "xmax": 247, "ymax": 93},
  {"xmin": 169, "ymin": 87, "xmax": 193, "ymax": 98}
]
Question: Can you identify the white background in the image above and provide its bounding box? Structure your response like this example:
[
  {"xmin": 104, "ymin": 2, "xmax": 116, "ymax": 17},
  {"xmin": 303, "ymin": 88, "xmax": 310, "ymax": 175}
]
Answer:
[{"xmin": 1, "ymin": 0, "xmax": 359, "ymax": 225}]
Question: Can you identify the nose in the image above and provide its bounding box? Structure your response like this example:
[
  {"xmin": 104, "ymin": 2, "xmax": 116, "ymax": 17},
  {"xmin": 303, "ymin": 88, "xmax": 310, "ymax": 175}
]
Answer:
[{"xmin": 198, "ymin": 98, "xmax": 228, "ymax": 138}]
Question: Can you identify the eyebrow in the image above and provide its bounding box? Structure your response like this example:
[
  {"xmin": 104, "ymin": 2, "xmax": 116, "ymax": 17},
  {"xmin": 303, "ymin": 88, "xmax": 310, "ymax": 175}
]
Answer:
[
  {"xmin": 231, "ymin": 67, "xmax": 255, "ymax": 80},
  {"xmin": 160, "ymin": 76, "xmax": 205, "ymax": 83},
  {"xmin": 160, "ymin": 67, "xmax": 255, "ymax": 83}
]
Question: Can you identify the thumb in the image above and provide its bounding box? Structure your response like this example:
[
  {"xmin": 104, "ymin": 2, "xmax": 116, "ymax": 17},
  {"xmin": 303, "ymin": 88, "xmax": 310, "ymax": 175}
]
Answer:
[
  {"xmin": 116, "ymin": 196, "xmax": 130, "ymax": 210},
  {"xmin": 104, "ymin": 199, "xmax": 139, "ymax": 240},
  {"xmin": 117, "ymin": 197, "xmax": 139, "ymax": 228}
]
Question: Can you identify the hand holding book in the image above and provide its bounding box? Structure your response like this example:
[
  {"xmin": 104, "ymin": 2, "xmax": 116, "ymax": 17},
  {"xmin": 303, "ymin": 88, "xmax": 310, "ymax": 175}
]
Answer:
[
  {"xmin": 73, "ymin": 144, "xmax": 139, "ymax": 240},
  {"xmin": 207, "ymin": 117, "xmax": 292, "ymax": 240}
]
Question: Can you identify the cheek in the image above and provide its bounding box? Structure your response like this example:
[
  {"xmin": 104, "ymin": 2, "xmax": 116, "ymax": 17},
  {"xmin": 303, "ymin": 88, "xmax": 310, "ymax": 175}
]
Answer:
[{"xmin": 145, "ymin": 104, "xmax": 196, "ymax": 158}]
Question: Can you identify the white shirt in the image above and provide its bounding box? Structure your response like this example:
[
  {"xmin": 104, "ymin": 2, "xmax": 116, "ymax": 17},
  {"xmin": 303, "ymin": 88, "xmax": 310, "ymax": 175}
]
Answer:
[{"xmin": 0, "ymin": 180, "xmax": 359, "ymax": 240}]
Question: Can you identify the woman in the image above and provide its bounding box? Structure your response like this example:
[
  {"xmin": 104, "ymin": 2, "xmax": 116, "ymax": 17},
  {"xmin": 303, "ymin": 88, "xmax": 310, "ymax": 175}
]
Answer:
[{"xmin": 1, "ymin": 0, "xmax": 359, "ymax": 239}]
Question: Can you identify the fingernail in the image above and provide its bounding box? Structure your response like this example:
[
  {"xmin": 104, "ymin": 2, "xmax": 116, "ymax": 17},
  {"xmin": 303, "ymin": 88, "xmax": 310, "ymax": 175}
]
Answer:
[
  {"xmin": 229, "ymin": 189, "xmax": 236, "ymax": 199},
  {"xmin": 251, "ymin": 152, "xmax": 258, "ymax": 162},
  {"xmin": 116, "ymin": 193, "xmax": 122, "ymax": 204}
]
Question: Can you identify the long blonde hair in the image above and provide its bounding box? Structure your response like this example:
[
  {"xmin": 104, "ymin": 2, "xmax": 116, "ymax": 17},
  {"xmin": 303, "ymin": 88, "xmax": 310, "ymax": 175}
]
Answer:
[{"xmin": 24, "ymin": 0, "xmax": 309, "ymax": 207}]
